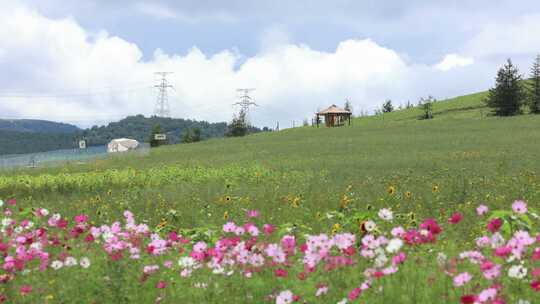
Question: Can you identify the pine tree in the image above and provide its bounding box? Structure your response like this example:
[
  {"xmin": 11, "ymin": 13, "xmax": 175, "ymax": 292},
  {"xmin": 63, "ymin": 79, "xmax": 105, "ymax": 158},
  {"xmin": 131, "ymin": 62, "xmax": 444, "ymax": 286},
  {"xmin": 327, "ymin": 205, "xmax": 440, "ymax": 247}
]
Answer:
[
  {"xmin": 529, "ymin": 54, "xmax": 540, "ymax": 114},
  {"xmin": 382, "ymin": 100, "xmax": 394, "ymax": 113},
  {"xmin": 226, "ymin": 109, "xmax": 248, "ymax": 137},
  {"xmin": 486, "ymin": 59, "xmax": 525, "ymax": 116}
]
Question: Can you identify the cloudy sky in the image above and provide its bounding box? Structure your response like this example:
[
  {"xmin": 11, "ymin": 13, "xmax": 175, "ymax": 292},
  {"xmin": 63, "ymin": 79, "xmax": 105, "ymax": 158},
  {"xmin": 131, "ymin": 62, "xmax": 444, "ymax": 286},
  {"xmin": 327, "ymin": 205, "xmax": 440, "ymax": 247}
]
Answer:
[{"xmin": 0, "ymin": 0, "xmax": 539, "ymax": 128}]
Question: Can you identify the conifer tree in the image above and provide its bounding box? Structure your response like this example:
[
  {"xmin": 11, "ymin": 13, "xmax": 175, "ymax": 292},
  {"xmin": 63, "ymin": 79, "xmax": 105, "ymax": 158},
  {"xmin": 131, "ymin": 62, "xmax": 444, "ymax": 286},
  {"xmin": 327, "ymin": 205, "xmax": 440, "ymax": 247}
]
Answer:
[
  {"xmin": 382, "ymin": 100, "xmax": 394, "ymax": 113},
  {"xmin": 529, "ymin": 54, "xmax": 540, "ymax": 114},
  {"xmin": 486, "ymin": 59, "xmax": 525, "ymax": 116}
]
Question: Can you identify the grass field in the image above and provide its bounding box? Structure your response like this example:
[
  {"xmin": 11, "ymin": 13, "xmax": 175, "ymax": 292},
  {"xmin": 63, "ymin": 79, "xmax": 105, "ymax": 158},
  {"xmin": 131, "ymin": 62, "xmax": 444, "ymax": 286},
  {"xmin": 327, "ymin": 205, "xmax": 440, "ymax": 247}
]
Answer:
[{"xmin": 1, "ymin": 90, "xmax": 540, "ymax": 303}]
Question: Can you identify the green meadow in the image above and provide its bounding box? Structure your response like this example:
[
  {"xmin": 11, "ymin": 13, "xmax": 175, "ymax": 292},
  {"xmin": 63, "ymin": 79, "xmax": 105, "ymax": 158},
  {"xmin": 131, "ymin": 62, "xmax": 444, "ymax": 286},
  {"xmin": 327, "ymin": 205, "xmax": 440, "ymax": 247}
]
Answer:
[{"xmin": 1, "ymin": 90, "xmax": 540, "ymax": 303}]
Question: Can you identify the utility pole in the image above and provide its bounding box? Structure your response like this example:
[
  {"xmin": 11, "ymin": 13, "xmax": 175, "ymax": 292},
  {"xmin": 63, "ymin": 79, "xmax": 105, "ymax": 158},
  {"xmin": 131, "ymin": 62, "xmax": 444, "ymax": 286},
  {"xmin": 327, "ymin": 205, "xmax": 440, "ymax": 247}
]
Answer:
[
  {"xmin": 154, "ymin": 72, "xmax": 174, "ymax": 117},
  {"xmin": 233, "ymin": 88, "xmax": 258, "ymax": 128},
  {"xmin": 234, "ymin": 88, "xmax": 258, "ymax": 114}
]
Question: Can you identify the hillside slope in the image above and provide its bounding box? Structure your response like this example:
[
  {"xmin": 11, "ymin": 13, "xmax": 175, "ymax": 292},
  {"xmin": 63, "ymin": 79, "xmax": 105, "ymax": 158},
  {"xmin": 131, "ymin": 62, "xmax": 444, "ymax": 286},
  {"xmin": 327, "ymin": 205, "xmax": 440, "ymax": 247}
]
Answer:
[
  {"xmin": 12, "ymin": 89, "xmax": 539, "ymax": 177},
  {"xmin": 0, "ymin": 119, "xmax": 80, "ymax": 133}
]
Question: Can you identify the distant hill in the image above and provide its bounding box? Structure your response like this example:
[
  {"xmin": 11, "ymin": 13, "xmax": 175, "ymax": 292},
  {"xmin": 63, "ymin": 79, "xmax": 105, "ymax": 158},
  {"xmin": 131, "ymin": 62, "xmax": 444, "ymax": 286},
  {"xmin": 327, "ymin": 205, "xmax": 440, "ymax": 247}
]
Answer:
[
  {"xmin": 0, "ymin": 130, "xmax": 76, "ymax": 155},
  {"xmin": 0, "ymin": 119, "xmax": 80, "ymax": 134},
  {"xmin": 0, "ymin": 115, "xmax": 238, "ymax": 155},
  {"xmin": 80, "ymin": 115, "xmax": 231, "ymax": 146}
]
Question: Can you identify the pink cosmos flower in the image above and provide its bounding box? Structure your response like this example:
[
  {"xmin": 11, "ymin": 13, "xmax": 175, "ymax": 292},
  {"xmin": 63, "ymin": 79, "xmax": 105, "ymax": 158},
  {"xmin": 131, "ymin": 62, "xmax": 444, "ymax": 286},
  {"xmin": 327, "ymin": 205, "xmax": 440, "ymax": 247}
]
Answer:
[
  {"xmin": 315, "ymin": 286, "xmax": 328, "ymax": 297},
  {"xmin": 274, "ymin": 268, "xmax": 288, "ymax": 278},
  {"xmin": 531, "ymin": 280, "xmax": 540, "ymax": 291},
  {"xmin": 453, "ymin": 272, "xmax": 472, "ymax": 287},
  {"xmin": 263, "ymin": 224, "xmax": 275, "ymax": 235},
  {"xmin": 478, "ymin": 288, "xmax": 497, "ymax": 302},
  {"xmin": 74, "ymin": 214, "xmax": 89, "ymax": 223},
  {"xmin": 348, "ymin": 287, "xmax": 361, "ymax": 301},
  {"xmin": 476, "ymin": 204, "xmax": 489, "ymax": 216},
  {"xmin": 391, "ymin": 226, "xmax": 405, "ymax": 238},
  {"xmin": 392, "ymin": 252, "xmax": 407, "ymax": 265},
  {"xmin": 449, "ymin": 212, "xmax": 463, "ymax": 224},
  {"xmin": 163, "ymin": 260, "xmax": 173, "ymax": 268},
  {"xmin": 276, "ymin": 290, "xmax": 293, "ymax": 304},
  {"xmin": 481, "ymin": 261, "xmax": 501, "ymax": 280},
  {"xmin": 156, "ymin": 281, "xmax": 166, "ymax": 289},
  {"xmin": 476, "ymin": 236, "xmax": 490, "ymax": 248},
  {"xmin": 281, "ymin": 235, "xmax": 296, "ymax": 252},
  {"xmin": 420, "ymin": 218, "xmax": 442, "ymax": 234},
  {"xmin": 512, "ymin": 200, "xmax": 527, "ymax": 214},
  {"xmin": 247, "ymin": 210, "xmax": 259, "ymax": 218},
  {"xmin": 223, "ymin": 222, "xmax": 236, "ymax": 233},
  {"xmin": 494, "ymin": 246, "xmax": 512, "ymax": 257},
  {"xmin": 19, "ymin": 285, "xmax": 32, "ymax": 295}
]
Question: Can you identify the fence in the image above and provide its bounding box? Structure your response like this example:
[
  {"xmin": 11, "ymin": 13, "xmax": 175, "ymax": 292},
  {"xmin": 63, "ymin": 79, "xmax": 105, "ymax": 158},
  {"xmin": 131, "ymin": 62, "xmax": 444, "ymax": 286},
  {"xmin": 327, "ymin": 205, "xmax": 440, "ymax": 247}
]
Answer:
[{"xmin": 0, "ymin": 143, "xmax": 150, "ymax": 170}]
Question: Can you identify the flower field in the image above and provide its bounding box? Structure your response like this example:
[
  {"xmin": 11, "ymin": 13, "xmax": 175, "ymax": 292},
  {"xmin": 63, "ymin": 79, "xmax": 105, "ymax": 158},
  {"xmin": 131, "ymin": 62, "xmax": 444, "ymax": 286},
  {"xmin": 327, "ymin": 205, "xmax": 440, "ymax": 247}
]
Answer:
[
  {"xmin": 0, "ymin": 196, "xmax": 539, "ymax": 303},
  {"xmin": 1, "ymin": 102, "xmax": 540, "ymax": 303}
]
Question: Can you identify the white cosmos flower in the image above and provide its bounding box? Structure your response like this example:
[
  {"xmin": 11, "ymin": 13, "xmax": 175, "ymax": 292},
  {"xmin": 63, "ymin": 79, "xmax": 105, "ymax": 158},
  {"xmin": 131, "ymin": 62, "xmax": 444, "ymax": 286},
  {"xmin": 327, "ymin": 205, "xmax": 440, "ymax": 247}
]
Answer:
[
  {"xmin": 41, "ymin": 209, "xmax": 49, "ymax": 216},
  {"xmin": 178, "ymin": 257, "xmax": 197, "ymax": 268},
  {"xmin": 65, "ymin": 257, "xmax": 77, "ymax": 267},
  {"xmin": 364, "ymin": 221, "xmax": 377, "ymax": 232},
  {"xmin": 436, "ymin": 252, "xmax": 447, "ymax": 266},
  {"xmin": 1, "ymin": 218, "xmax": 11, "ymax": 227},
  {"xmin": 51, "ymin": 260, "xmax": 64, "ymax": 270},
  {"xmin": 30, "ymin": 242, "xmax": 42, "ymax": 250},
  {"xmin": 0, "ymin": 200, "xmax": 3, "ymax": 207},
  {"xmin": 508, "ymin": 265, "xmax": 527, "ymax": 279},
  {"xmin": 385, "ymin": 238, "xmax": 403, "ymax": 253},
  {"xmin": 79, "ymin": 257, "xmax": 91, "ymax": 269},
  {"xmin": 378, "ymin": 208, "xmax": 393, "ymax": 221},
  {"xmin": 374, "ymin": 254, "xmax": 388, "ymax": 268},
  {"xmin": 14, "ymin": 227, "xmax": 22, "ymax": 234}
]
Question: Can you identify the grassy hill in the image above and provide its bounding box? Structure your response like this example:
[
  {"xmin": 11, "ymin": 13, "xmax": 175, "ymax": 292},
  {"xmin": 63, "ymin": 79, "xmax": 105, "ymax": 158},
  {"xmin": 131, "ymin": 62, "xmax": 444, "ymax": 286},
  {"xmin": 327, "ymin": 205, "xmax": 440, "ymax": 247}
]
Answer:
[{"xmin": 1, "ymin": 90, "xmax": 540, "ymax": 303}]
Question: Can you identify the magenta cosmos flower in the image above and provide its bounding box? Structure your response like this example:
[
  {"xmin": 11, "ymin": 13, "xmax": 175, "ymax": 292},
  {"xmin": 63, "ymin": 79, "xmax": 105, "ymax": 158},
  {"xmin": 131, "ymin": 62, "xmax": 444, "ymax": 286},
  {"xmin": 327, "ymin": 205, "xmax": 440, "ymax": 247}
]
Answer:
[
  {"xmin": 449, "ymin": 212, "xmax": 463, "ymax": 224},
  {"xmin": 487, "ymin": 218, "xmax": 503, "ymax": 233}
]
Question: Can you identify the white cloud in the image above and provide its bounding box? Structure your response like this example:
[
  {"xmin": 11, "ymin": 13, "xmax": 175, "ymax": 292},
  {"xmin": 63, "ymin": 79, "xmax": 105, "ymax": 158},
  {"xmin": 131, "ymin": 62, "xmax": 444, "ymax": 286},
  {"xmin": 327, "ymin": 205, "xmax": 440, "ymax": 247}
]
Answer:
[
  {"xmin": 0, "ymin": 5, "xmax": 493, "ymax": 128},
  {"xmin": 134, "ymin": 2, "xmax": 178, "ymax": 20},
  {"xmin": 133, "ymin": 1, "xmax": 236, "ymax": 24},
  {"xmin": 435, "ymin": 54, "xmax": 474, "ymax": 71},
  {"xmin": 466, "ymin": 14, "xmax": 540, "ymax": 57}
]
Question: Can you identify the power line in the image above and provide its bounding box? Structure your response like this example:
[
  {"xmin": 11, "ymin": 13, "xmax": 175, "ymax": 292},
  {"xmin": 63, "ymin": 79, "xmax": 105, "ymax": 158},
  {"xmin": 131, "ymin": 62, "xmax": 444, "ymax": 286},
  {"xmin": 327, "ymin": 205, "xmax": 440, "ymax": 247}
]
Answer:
[{"xmin": 154, "ymin": 72, "xmax": 174, "ymax": 117}]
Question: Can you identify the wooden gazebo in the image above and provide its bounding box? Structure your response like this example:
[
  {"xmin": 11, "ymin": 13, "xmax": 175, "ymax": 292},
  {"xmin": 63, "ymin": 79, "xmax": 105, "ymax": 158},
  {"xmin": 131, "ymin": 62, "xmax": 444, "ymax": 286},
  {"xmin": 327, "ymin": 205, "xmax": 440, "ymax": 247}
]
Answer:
[{"xmin": 316, "ymin": 104, "xmax": 352, "ymax": 127}]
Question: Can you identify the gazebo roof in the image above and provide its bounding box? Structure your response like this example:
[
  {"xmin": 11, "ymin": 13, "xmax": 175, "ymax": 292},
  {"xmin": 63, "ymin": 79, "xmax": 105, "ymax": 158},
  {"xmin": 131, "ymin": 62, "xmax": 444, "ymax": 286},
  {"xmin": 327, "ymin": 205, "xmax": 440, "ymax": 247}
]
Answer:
[{"xmin": 317, "ymin": 104, "xmax": 351, "ymax": 115}]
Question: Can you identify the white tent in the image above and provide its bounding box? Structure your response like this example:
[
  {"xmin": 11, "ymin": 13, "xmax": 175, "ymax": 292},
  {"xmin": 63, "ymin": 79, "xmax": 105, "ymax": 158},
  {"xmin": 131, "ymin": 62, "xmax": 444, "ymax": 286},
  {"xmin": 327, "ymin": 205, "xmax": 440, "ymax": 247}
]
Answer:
[{"xmin": 107, "ymin": 138, "xmax": 139, "ymax": 153}]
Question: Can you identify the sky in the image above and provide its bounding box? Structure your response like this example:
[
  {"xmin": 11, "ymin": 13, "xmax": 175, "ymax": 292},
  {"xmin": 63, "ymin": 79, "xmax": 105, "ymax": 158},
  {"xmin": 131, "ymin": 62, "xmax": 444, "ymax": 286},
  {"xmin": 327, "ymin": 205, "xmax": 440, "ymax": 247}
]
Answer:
[{"xmin": 0, "ymin": 0, "xmax": 539, "ymax": 128}]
